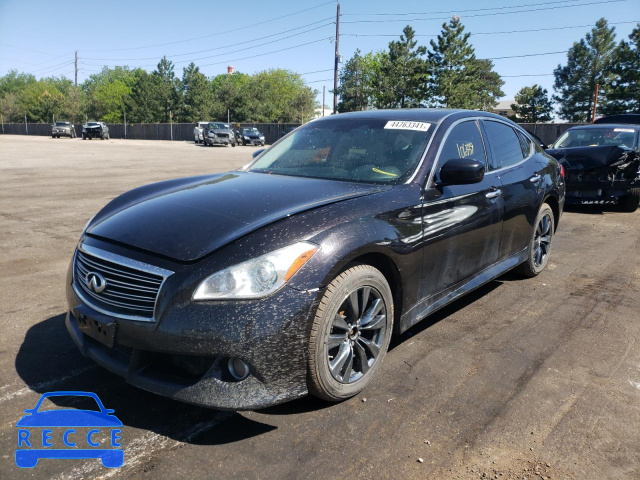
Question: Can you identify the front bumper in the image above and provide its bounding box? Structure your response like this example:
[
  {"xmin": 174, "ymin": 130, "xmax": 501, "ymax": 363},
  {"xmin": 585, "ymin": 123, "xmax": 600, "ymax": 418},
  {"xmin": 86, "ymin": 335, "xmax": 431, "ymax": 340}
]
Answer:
[
  {"xmin": 565, "ymin": 181, "xmax": 637, "ymax": 204},
  {"xmin": 243, "ymin": 138, "xmax": 264, "ymax": 145},
  {"xmin": 206, "ymin": 136, "xmax": 233, "ymax": 145},
  {"xmin": 53, "ymin": 129, "xmax": 72, "ymax": 136},
  {"xmin": 65, "ymin": 262, "xmax": 319, "ymax": 410}
]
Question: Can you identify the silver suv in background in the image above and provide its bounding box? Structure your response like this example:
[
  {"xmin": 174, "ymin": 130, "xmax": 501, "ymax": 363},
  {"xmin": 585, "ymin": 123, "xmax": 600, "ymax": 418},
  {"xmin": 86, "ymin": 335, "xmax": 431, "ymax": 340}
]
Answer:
[
  {"xmin": 193, "ymin": 121, "xmax": 209, "ymax": 143},
  {"xmin": 52, "ymin": 121, "xmax": 76, "ymax": 138}
]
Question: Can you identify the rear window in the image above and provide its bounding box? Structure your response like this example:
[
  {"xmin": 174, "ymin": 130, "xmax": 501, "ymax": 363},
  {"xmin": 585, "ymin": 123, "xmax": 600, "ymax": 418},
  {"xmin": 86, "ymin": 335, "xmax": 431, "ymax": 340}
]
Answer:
[
  {"xmin": 483, "ymin": 121, "xmax": 525, "ymax": 171},
  {"xmin": 552, "ymin": 127, "xmax": 636, "ymax": 149}
]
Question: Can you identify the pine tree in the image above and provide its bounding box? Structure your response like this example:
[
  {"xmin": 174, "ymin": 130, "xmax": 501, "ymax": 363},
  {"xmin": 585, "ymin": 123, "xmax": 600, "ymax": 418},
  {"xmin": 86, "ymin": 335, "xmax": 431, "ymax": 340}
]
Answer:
[
  {"xmin": 427, "ymin": 17, "xmax": 503, "ymax": 110},
  {"xmin": 180, "ymin": 63, "xmax": 211, "ymax": 122},
  {"xmin": 553, "ymin": 18, "xmax": 617, "ymax": 122},
  {"xmin": 336, "ymin": 50, "xmax": 383, "ymax": 112},
  {"xmin": 152, "ymin": 57, "xmax": 181, "ymax": 122},
  {"xmin": 607, "ymin": 23, "xmax": 640, "ymax": 114},
  {"xmin": 375, "ymin": 26, "xmax": 429, "ymax": 108},
  {"xmin": 511, "ymin": 85, "xmax": 554, "ymax": 123}
]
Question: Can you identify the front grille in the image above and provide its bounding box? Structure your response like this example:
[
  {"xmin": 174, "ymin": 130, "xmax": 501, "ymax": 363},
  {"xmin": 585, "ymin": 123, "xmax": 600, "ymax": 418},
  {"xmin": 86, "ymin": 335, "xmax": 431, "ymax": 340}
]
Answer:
[
  {"xmin": 74, "ymin": 247, "xmax": 170, "ymax": 320},
  {"xmin": 216, "ymin": 133, "xmax": 229, "ymax": 139}
]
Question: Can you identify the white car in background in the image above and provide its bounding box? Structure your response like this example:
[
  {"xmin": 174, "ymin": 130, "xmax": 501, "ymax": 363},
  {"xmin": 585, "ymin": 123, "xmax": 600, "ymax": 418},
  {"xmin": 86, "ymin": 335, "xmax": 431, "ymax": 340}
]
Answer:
[{"xmin": 193, "ymin": 121, "xmax": 209, "ymax": 143}]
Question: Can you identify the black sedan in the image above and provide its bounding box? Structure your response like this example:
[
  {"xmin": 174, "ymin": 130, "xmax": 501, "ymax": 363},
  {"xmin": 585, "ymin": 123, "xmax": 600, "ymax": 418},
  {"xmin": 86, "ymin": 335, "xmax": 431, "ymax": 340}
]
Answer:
[
  {"xmin": 546, "ymin": 124, "xmax": 639, "ymax": 211},
  {"xmin": 65, "ymin": 109, "xmax": 565, "ymax": 410},
  {"xmin": 238, "ymin": 127, "xmax": 265, "ymax": 146}
]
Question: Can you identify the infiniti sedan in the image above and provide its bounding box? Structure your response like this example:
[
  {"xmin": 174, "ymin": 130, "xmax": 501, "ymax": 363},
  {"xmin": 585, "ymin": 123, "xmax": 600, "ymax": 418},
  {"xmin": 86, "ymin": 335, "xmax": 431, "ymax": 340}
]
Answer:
[{"xmin": 65, "ymin": 109, "xmax": 564, "ymax": 410}]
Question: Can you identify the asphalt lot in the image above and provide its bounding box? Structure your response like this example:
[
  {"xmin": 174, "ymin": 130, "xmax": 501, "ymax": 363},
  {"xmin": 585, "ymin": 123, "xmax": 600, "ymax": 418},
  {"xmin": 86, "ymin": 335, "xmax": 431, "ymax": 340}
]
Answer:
[{"xmin": 1, "ymin": 134, "xmax": 639, "ymax": 480}]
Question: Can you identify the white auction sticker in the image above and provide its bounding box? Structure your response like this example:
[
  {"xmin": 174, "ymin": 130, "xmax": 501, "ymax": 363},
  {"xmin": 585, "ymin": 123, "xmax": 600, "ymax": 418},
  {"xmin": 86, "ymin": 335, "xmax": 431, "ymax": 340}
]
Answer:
[
  {"xmin": 384, "ymin": 121, "xmax": 431, "ymax": 132},
  {"xmin": 614, "ymin": 128, "xmax": 635, "ymax": 133}
]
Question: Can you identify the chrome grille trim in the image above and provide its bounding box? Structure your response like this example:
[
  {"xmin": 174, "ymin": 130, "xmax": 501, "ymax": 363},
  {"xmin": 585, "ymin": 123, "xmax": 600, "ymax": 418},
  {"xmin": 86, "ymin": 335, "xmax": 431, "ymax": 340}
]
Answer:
[{"xmin": 72, "ymin": 244, "xmax": 173, "ymax": 322}]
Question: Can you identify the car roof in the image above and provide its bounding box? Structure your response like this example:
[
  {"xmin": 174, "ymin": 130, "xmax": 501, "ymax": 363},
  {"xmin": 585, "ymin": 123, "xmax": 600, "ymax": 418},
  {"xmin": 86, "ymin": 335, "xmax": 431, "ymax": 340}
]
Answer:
[
  {"xmin": 566, "ymin": 124, "xmax": 639, "ymax": 130},
  {"xmin": 314, "ymin": 108, "xmax": 516, "ymax": 124}
]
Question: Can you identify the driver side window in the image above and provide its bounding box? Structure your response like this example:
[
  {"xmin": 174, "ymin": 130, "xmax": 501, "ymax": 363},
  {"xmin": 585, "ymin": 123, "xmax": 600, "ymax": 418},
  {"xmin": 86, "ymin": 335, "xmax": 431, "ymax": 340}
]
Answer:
[{"xmin": 435, "ymin": 121, "xmax": 487, "ymax": 182}]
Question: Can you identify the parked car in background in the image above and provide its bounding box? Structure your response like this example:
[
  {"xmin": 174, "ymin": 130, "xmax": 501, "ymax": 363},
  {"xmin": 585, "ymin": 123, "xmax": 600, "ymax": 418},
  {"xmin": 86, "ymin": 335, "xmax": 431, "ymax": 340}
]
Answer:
[
  {"xmin": 202, "ymin": 122, "xmax": 236, "ymax": 147},
  {"xmin": 279, "ymin": 125, "xmax": 298, "ymax": 139},
  {"xmin": 594, "ymin": 114, "xmax": 640, "ymax": 125},
  {"xmin": 82, "ymin": 122, "xmax": 109, "ymax": 140},
  {"xmin": 51, "ymin": 121, "xmax": 76, "ymax": 139},
  {"xmin": 193, "ymin": 121, "xmax": 209, "ymax": 143},
  {"xmin": 238, "ymin": 127, "xmax": 265, "ymax": 146},
  {"xmin": 65, "ymin": 109, "xmax": 564, "ymax": 410},
  {"xmin": 546, "ymin": 123, "xmax": 640, "ymax": 211}
]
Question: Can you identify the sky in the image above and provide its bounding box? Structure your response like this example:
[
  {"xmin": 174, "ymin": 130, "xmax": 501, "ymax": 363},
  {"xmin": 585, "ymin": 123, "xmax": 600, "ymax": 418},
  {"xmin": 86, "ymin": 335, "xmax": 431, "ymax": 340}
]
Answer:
[{"xmin": 0, "ymin": 0, "xmax": 638, "ymax": 107}]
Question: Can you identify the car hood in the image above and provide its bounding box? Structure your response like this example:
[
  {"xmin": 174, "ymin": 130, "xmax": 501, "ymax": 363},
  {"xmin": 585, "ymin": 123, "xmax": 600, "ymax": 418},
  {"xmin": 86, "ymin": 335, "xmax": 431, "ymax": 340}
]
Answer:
[
  {"xmin": 87, "ymin": 172, "xmax": 389, "ymax": 262},
  {"xmin": 210, "ymin": 128, "xmax": 233, "ymax": 134},
  {"xmin": 546, "ymin": 145, "xmax": 635, "ymax": 170}
]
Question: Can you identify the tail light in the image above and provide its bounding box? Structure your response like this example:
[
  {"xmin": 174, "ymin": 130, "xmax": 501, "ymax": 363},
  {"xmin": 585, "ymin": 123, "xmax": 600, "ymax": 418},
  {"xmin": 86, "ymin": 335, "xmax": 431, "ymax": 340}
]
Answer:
[{"xmin": 559, "ymin": 163, "xmax": 565, "ymax": 178}]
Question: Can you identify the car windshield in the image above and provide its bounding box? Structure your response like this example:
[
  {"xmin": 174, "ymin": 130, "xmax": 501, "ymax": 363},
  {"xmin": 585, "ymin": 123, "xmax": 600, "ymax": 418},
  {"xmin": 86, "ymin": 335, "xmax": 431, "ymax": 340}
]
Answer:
[
  {"xmin": 248, "ymin": 118, "xmax": 434, "ymax": 184},
  {"xmin": 87, "ymin": 122, "xmax": 100, "ymax": 126},
  {"xmin": 55, "ymin": 122, "xmax": 69, "ymax": 126},
  {"xmin": 243, "ymin": 128, "xmax": 260, "ymax": 134},
  {"xmin": 552, "ymin": 127, "xmax": 636, "ymax": 149},
  {"xmin": 209, "ymin": 123, "xmax": 226, "ymax": 129}
]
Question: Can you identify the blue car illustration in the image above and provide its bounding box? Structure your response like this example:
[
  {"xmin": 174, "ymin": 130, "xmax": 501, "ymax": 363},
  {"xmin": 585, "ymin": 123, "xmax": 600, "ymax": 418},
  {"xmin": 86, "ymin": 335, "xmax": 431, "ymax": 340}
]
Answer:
[{"xmin": 15, "ymin": 391, "xmax": 123, "ymax": 468}]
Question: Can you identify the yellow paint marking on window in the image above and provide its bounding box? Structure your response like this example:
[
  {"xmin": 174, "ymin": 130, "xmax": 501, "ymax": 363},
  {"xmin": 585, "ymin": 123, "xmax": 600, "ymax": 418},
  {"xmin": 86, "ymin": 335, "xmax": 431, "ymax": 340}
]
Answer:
[
  {"xmin": 372, "ymin": 167, "xmax": 398, "ymax": 177},
  {"xmin": 456, "ymin": 142, "xmax": 474, "ymax": 158}
]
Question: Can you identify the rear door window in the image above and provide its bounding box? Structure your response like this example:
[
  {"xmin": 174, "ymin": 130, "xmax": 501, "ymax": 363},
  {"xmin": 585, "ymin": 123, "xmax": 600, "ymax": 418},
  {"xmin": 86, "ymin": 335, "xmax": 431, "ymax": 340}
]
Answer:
[{"xmin": 482, "ymin": 121, "xmax": 525, "ymax": 171}]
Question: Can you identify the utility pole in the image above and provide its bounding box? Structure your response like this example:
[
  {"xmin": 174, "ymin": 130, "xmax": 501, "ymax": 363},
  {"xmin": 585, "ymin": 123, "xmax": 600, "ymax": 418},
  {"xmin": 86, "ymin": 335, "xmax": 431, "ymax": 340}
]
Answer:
[
  {"xmin": 333, "ymin": 2, "xmax": 340, "ymax": 114},
  {"xmin": 591, "ymin": 83, "xmax": 600, "ymax": 123},
  {"xmin": 322, "ymin": 85, "xmax": 326, "ymax": 116},
  {"xmin": 74, "ymin": 51, "xmax": 78, "ymax": 87},
  {"xmin": 227, "ymin": 108, "xmax": 230, "ymax": 124}
]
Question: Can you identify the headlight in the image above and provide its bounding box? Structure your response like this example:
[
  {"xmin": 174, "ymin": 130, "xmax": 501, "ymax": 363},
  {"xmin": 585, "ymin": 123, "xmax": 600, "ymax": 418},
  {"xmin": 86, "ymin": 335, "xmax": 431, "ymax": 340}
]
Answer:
[{"xmin": 193, "ymin": 242, "xmax": 318, "ymax": 300}]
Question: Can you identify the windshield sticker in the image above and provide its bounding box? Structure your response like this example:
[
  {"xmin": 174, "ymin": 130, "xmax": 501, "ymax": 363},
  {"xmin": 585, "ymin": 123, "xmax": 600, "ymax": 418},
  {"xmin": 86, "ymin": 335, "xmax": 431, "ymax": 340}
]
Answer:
[
  {"xmin": 384, "ymin": 121, "xmax": 431, "ymax": 132},
  {"xmin": 456, "ymin": 142, "xmax": 474, "ymax": 158},
  {"xmin": 614, "ymin": 128, "xmax": 635, "ymax": 133}
]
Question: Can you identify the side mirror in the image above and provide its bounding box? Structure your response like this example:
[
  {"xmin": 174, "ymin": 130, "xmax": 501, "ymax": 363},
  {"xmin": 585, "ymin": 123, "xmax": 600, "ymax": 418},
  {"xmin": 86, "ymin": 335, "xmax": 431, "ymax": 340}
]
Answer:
[
  {"xmin": 439, "ymin": 158, "xmax": 485, "ymax": 185},
  {"xmin": 252, "ymin": 148, "xmax": 265, "ymax": 158}
]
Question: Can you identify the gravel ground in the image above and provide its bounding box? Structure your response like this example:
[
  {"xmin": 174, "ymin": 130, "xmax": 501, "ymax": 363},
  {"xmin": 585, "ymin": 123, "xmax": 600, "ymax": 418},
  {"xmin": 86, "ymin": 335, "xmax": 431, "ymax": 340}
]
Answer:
[{"xmin": 1, "ymin": 135, "xmax": 639, "ymax": 480}]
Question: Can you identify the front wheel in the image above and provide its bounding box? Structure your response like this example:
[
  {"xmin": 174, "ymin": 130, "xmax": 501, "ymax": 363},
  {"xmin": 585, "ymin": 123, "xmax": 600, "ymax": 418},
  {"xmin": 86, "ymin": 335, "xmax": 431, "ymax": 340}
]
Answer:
[
  {"xmin": 307, "ymin": 265, "xmax": 394, "ymax": 402},
  {"xmin": 619, "ymin": 188, "xmax": 640, "ymax": 212},
  {"xmin": 231, "ymin": 142, "xmax": 236, "ymax": 147},
  {"xmin": 515, "ymin": 203, "xmax": 554, "ymax": 277}
]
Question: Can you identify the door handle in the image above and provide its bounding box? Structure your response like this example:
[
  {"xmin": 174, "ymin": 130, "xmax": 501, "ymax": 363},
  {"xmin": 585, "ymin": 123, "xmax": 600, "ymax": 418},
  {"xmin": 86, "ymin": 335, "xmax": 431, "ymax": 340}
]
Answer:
[
  {"xmin": 485, "ymin": 188, "xmax": 502, "ymax": 199},
  {"xmin": 530, "ymin": 174, "xmax": 542, "ymax": 183}
]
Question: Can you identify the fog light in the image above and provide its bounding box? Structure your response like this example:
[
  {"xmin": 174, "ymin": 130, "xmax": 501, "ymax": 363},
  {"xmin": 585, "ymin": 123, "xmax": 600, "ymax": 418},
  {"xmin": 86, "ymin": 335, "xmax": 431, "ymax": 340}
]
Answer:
[{"xmin": 228, "ymin": 357, "xmax": 250, "ymax": 380}]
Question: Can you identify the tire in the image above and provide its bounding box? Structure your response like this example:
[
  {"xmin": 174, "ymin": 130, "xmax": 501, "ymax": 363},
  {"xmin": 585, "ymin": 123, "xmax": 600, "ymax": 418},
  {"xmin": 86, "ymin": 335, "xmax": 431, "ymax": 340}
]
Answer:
[
  {"xmin": 82, "ymin": 134, "xmax": 86, "ymax": 140},
  {"xmin": 515, "ymin": 203, "xmax": 554, "ymax": 277},
  {"xmin": 231, "ymin": 142, "xmax": 236, "ymax": 147},
  {"xmin": 105, "ymin": 133, "xmax": 109, "ymax": 140},
  {"xmin": 52, "ymin": 135, "xmax": 55, "ymax": 138},
  {"xmin": 619, "ymin": 188, "xmax": 640, "ymax": 212},
  {"xmin": 307, "ymin": 264, "xmax": 394, "ymax": 402}
]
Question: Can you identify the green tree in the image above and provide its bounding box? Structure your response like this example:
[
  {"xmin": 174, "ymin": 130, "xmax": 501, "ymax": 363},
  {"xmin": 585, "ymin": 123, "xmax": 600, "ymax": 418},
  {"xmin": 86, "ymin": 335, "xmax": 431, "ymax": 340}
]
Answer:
[
  {"xmin": 180, "ymin": 63, "xmax": 212, "ymax": 122},
  {"xmin": 427, "ymin": 16, "xmax": 504, "ymax": 109},
  {"xmin": 84, "ymin": 66, "xmax": 138, "ymax": 121},
  {"xmin": 0, "ymin": 70, "xmax": 36, "ymax": 97},
  {"xmin": 510, "ymin": 84, "xmax": 554, "ymax": 122},
  {"xmin": 336, "ymin": 50, "xmax": 384, "ymax": 112},
  {"xmin": 553, "ymin": 18, "xmax": 617, "ymax": 122},
  {"xmin": 152, "ymin": 57, "xmax": 181, "ymax": 122},
  {"xmin": 18, "ymin": 80, "xmax": 66, "ymax": 123},
  {"xmin": 210, "ymin": 71, "xmax": 251, "ymax": 122},
  {"xmin": 248, "ymin": 69, "xmax": 317, "ymax": 123},
  {"xmin": 607, "ymin": 23, "xmax": 640, "ymax": 114},
  {"xmin": 375, "ymin": 26, "xmax": 429, "ymax": 108},
  {"xmin": 126, "ymin": 69, "xmax": 160, "ymax": 123}
]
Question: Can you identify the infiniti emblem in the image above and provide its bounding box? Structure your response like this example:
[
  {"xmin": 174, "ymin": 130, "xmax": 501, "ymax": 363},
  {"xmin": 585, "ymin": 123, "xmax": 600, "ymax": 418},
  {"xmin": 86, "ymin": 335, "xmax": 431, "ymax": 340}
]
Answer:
[{"xmin": 84, "ymin": 272, "xmax": 107, "ymax": 293}]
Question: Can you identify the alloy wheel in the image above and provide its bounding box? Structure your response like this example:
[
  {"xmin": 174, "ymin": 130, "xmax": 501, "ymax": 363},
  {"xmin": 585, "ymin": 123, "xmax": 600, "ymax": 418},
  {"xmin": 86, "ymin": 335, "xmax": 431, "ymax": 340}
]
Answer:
[
  {"xmin": 327, "ymin": 286, "xmax": 387, "ymax": 384},
  {"xmin": 533, "ymin": 213, "xmax": 552, "ymax": 268}
]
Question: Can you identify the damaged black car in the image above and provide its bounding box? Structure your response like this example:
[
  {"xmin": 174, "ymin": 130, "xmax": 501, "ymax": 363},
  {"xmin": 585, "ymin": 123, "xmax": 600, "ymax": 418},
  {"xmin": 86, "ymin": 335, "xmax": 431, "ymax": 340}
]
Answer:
[
  {"xmin": 546, "ymin": 124, "xmax": 640, "ymax": 211},
  {"xmin": 65, "ymin": 109, "xmax": 564, "ymax": 410}
]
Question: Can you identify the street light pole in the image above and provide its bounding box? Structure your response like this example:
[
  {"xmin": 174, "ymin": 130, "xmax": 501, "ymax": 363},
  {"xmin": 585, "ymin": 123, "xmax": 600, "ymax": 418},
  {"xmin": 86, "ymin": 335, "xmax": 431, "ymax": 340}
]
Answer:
[{"xmin": 333, "ymin": 2, "xmax": 340, "ymax": 114}]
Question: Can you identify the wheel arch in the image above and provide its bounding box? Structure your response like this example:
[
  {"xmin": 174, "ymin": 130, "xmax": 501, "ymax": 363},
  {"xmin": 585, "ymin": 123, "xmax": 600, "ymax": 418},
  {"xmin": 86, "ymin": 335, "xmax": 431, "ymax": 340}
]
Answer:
[{"xmin": 543, "ymin": 193, "xmax": 560, "ymax": 231}]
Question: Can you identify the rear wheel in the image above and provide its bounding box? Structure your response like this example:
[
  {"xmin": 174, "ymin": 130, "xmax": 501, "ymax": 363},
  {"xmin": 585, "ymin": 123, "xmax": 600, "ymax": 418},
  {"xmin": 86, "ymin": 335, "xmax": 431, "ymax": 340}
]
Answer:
[
  {"xmin": 308, "ymin": 264, "xmax": 393, "ymax": 401},
  {"xmin": 619, "ymin": 188, "xmax": 640, "ymax": 212},
  {"xmin": 515, "ymin": 203, "xmax": 554, "ymax": 277}
]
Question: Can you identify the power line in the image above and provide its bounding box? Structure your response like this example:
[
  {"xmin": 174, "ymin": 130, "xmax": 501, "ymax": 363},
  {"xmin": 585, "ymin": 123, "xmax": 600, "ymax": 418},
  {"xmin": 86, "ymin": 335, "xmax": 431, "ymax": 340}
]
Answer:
[
  {"xmin": 81, "ymin": 18, "xmax": 335, "ymax": 62},
  {"xmin": 341, "ymin": 0, "xmax": 625, "ymax": 24},
  {"xmin": 80, "ymin": 0, "xmax": 336, "ymax": 52},
  {"xmin": 487, "ymin": 50, "xmax": 567, "ymax": 60},
  {"xmin": 81, "ymin": 22, "xmax": 335, "ymax": 68},
  {"xmin": 300, "ymin": 69, "xmax": 334, "ymax": 75},
  {"xmin": 306, "ymin": 78, "xmax": 334, "ymax": 84},
  {"xmin": 342, "ymin": 20, "xmax": 639, "ymax": 38},
  {"xmin": 502, "ymin": 73, "xmax": 555, "ymax": 77},
  {"xmin": 341, "ymin": 0, "xmax": 583, "ymax": 16}
]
